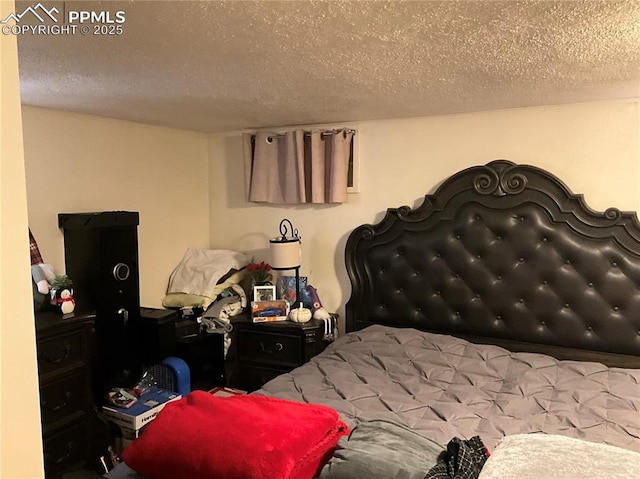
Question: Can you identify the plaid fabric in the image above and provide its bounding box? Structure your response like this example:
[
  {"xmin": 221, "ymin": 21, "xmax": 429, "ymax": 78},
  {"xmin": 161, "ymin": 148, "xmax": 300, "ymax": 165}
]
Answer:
[
  {"xmin": 29, "ymin": 229, "xmax": 43, "ymax": 265},
  {"xmin": 424, "ymin": 436, "xmax": 489, "ymax": 479}
]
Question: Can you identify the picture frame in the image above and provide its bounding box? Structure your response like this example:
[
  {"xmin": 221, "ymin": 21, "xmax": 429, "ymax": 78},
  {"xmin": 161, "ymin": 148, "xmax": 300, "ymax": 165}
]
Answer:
[{"xmin": 253, "ymin": 285, "xmax": 276, "ymax": 302}]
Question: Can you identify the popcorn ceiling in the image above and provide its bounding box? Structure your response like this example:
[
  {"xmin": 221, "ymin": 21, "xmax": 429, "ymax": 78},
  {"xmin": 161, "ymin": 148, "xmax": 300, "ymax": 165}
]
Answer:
[{"xmin": 15, "ymin": 0, "xmax": 640, "ymax": 132}]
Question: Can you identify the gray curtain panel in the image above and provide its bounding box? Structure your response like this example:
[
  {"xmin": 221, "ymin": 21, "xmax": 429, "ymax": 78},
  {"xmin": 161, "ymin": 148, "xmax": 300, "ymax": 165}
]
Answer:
[{"xmin": 243, "ymin": 128, "xmax": 354, "ymax": 204}]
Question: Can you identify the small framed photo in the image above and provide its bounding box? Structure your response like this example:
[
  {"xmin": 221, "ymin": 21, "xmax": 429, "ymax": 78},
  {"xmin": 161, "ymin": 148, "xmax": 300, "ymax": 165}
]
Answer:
[{"xmin": 253, "ymin": 285, "xmax": 276, "ymax": 302}]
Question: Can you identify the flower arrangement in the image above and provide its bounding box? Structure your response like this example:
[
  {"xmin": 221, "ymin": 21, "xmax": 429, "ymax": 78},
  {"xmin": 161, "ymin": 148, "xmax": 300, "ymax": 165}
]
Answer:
[{"xmin": 246, "ymin": 262, "xmax": 273, "ymax": 285}]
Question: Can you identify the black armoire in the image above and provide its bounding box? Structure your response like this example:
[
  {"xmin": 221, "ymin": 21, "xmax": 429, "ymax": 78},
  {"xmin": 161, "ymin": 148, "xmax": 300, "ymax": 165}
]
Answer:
[{"xmin": 58, "ymin": 211, "xmax": 141, "ymax": 400}]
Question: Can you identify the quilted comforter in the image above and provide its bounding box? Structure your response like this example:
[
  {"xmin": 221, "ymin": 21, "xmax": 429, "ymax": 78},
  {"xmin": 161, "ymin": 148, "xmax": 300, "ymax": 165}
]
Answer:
[{"xmin": 259, "ymin": 324, "xmax": 640, "ymax": 453}]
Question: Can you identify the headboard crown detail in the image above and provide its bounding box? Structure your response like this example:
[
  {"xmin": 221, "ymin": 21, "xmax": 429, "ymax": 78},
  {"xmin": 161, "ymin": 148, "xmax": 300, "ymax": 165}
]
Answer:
[
  {"xmin": 345, "ymin": 160, "xmax": 640, "ymax": 366},
  {"xmin": 473, "ymin": 161, "xmax": 528, "ymax": 196}
]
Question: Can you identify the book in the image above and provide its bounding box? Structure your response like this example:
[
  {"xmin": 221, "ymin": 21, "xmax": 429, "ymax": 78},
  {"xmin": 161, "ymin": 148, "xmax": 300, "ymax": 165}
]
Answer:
[
  {"xmin": 102, "ymin": 387, "xmax": 181, "ymax": 431},
  {"xmin": 277, "ymin": 275, "xmax": 310, "ymax": 307}
]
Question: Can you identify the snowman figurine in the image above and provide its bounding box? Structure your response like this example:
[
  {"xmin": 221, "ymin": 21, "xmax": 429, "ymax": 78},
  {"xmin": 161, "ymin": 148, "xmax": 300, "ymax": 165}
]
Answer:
[
  {"xmin": 56, "ymin": 289, "xmax": 76, "ymax": 314},
  {"xmin": 49, "ymin": 275, "xmax": 76, "ymax": 315}
]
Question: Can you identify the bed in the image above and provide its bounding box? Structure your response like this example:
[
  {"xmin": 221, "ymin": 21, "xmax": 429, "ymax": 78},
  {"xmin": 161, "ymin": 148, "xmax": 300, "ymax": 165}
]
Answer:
[{"xmin": 108, "ymin": 160, "xmax": 640, "ymax": 478}]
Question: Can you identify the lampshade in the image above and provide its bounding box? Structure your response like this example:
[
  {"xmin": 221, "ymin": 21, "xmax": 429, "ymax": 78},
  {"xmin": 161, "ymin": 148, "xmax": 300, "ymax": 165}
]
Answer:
[{"xmin": 269, "ymin": 219, "xmax": 301, "ymax": 270}]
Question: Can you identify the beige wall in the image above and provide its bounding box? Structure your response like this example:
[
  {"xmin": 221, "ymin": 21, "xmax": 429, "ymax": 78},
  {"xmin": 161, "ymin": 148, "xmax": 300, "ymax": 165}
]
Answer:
[
  {"xmin": 208, "ymin": 100, "xmax": 640, "ymax": 329},
  {"xmin": 0, "ymin": 0, "xmax": 45, "ymax": 475},
  {"xmin": 22, "ymin": 107, "xmax": 210, "ymax": 309}
]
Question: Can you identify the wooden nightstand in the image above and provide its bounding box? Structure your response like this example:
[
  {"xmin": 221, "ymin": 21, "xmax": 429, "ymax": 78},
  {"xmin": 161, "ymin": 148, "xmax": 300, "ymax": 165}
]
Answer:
[{"xmin": 229, "ymin": 315, "xmax": 329, "ymax": 392}]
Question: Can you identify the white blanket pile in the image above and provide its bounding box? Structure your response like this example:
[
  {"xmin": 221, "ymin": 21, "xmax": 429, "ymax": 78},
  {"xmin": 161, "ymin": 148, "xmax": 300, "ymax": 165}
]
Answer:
[{"xmin": 167, "ymin": 248, "xmax": 249, "ymax": 297}]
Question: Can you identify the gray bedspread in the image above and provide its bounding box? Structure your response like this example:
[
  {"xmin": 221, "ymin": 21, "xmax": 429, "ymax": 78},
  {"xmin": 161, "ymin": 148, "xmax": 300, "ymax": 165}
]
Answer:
[{"xmin": 259, "ymin": 324, "xmax": 640, "ymax": 453}]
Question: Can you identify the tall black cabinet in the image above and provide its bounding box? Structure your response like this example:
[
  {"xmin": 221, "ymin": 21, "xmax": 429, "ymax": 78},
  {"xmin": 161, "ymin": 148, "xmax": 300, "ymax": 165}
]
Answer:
[{"xmin": 58, "ymin": 211, "xmax": 141, "ymax": 399}]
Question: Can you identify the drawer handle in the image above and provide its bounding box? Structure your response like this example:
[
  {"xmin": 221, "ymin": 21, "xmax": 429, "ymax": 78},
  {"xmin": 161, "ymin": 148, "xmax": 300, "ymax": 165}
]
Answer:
[
  {"xmin": 259, "ymin": 341, "xmax": 283, "ymax": 354},
  {"xmin": 42, "ymin": 391, "xmax": 72, "ymax": 412},
  {"xmin": 46, "ymin": 441, "xmax": 73, "ymax": 465},
  {"xmin": 42, "ymin": 345, "xmax": 71, "ymax": 364}
]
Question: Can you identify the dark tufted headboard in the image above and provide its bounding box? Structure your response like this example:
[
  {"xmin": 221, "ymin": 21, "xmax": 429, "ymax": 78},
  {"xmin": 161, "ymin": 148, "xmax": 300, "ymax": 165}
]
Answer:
[{"xmin": 345, "ymin": 160, "xmax": 640, "ymax": 368}]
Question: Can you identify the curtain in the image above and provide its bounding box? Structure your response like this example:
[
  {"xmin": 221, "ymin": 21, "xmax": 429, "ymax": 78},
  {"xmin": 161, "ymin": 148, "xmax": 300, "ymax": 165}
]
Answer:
[{"xmin": 243, "ymin": 128, "xmax": 355, "ymax": 204}]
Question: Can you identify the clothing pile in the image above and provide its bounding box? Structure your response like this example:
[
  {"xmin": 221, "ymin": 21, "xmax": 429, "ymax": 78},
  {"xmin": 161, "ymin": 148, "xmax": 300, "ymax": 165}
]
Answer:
[
  {"xmin": 200, "ymin": 283, "xmax": 248, "ymax": 355},
  {"xmin": 163, "ymin": 248, "xmax": 252, "ymax": 356}
]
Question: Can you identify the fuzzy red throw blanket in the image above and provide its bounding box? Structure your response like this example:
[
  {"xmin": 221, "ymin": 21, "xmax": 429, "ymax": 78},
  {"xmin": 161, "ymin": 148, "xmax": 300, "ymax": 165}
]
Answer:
[{"xmin": 122, "ymin": 391, "xmax": 349, "ymax": 479}]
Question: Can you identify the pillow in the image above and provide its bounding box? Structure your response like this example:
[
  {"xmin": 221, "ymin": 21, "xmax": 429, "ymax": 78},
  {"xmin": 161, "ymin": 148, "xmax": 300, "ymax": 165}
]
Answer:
[
  {"xmin": 319, "ymin": 420, "xmax": 444, "ymax": 479},
  {"xmin": 161, "ymin": 292, "xmax": 211, "ymax": 308},
  {"xmin": 478, "ymin": 434, "xmax": 640, "ymax": 479},
  {"xmin": 210, "ymin": 268, "xmax": 248, "ymax": 299},
  {"xmin": 122, "ymin": 391, "xmax": 349, "ymax": 479}
]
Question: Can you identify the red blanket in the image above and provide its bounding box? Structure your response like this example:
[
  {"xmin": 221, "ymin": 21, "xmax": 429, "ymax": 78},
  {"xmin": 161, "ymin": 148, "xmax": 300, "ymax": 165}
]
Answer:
[{"xmin": 122, "ymin": 391, "xmax": 349, "ymax": 479}]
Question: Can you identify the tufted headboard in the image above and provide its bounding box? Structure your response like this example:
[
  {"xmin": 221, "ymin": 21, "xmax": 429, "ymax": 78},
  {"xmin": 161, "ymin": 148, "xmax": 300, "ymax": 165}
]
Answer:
[{"xmin": 345, "ymin": 160, "xmax": 640, "ymax": 367}]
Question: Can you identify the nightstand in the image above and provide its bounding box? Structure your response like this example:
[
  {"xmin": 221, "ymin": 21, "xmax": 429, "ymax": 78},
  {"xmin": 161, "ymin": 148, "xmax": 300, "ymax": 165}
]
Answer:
[
  {"xmin": 229, "ymin": 315, "xmax": 329, "ymax": 392},
  {"xmin": 175, "ymin": 331, "xmax": 225, "ymax": 391}
]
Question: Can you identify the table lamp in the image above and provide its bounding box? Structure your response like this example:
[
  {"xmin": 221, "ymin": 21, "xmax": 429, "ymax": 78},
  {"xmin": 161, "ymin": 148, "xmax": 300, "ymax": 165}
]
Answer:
[{"xmin": 269, "ymin": 218, "xmax": 302, "ymax": 305}]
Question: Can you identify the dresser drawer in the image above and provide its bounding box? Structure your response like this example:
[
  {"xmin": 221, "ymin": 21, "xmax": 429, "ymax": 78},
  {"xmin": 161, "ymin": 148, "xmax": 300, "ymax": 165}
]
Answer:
[
  {"xmin": 40, "ymin": 371, "xmax": 89, "ymax": 430},
  {"xmin": 43, "ymin": 419, "xmax": 89, "ymax": 476},
  {"xmin": 238, "ymin": 330, "xmax": 302, "ymax": 367},
  {"xmin": 38, "ymin": 328, "xmax": 87, "ymax": 378}
]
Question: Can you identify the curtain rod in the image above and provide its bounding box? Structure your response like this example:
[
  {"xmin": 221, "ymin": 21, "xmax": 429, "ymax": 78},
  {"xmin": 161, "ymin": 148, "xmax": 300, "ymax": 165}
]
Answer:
[{"xmin": 250, "ymin": 128, "xmax": 356, "ymax": 140}]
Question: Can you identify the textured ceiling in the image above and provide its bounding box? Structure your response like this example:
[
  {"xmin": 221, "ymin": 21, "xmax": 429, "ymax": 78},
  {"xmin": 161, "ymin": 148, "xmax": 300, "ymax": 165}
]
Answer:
[{"xmin": 14, "ymin": 0, "xmax": 640, "ymax": 133}]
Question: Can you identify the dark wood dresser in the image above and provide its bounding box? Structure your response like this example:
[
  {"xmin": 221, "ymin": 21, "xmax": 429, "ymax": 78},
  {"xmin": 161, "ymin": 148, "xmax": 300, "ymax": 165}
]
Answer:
[
  {"xmin": 230, "ymin": 315, "xmax": 328, "ymax": 392},
  {"xmin": 35, "ymin": 311, "xmax": 96, "ymax": 478}
]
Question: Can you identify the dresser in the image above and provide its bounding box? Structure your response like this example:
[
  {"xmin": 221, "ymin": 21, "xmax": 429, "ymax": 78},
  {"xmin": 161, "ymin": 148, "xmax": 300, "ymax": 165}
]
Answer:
[
  {"xmin": 230, "ymin": 315, "xmax": 328, "ymax": 392},
  {"xmin": 35, "ymin": 311, "xmax": 96, "ymax": 478}
]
